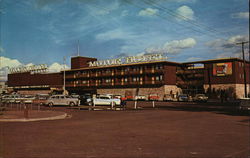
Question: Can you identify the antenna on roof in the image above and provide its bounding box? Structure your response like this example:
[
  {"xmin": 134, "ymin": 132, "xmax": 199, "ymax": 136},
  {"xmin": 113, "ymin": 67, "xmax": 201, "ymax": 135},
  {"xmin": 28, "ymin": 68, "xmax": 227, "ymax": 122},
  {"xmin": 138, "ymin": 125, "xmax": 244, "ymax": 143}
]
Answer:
[{"xmin": 77, "ymin": 40, "xmax": 80, "ymax": 56}]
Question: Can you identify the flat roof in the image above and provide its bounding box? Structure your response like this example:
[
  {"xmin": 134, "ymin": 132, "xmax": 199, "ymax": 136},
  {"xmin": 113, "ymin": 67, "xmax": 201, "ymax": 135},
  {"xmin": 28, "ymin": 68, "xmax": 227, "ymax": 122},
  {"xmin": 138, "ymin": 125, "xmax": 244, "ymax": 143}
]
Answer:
[{"xmin": 183, "ymin": 57, "xmax": 249, "ymax": 64}]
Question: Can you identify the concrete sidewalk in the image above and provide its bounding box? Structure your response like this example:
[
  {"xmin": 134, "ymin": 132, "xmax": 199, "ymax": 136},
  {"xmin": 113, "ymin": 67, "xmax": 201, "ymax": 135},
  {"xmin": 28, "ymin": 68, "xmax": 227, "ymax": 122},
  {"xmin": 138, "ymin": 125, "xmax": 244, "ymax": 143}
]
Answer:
[{"xmin": 0, "ymin": 110, "xmax": 68, "ymax": 122}]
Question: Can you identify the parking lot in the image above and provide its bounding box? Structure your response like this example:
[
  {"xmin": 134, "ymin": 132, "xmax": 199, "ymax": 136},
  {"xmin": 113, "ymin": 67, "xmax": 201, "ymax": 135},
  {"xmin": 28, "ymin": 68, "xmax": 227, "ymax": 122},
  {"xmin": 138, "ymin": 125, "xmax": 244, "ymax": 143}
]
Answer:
[{"xmin": 0, "ymin": 101, "xmax": 249, "ymax": 158}]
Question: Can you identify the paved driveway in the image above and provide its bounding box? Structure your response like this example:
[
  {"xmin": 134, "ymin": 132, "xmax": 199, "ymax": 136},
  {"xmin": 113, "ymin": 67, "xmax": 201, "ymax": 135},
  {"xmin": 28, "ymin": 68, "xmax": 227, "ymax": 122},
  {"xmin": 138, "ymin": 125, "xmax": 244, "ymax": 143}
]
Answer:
[{"xmin": 0, "ymin": 102, "xmax": 249, "ymax": 158}]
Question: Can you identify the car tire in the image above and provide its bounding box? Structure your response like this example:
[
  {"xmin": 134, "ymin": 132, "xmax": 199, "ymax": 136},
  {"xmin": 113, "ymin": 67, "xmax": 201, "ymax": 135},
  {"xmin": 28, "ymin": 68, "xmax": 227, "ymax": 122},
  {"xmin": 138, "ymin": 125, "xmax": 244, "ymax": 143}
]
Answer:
[
  {"xmin": 48, "ymin": 102, "xmax": 53, "ymax": 107},
  {"xmin": 69, "ymin": 102, "xmax": 75, "ymax": 107}
]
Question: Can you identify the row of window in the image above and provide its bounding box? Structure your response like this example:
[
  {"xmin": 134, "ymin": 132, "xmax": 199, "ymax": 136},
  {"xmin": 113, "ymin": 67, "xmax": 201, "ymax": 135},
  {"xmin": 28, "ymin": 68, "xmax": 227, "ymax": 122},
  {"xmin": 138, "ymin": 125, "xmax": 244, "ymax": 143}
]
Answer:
[
  {"xmin": 67, "ymin": 75, "xmax": 163, "ymax": 85},
  {"xmin": 70, "ymin": 65, "xmax": 164, "ymax": 76}
]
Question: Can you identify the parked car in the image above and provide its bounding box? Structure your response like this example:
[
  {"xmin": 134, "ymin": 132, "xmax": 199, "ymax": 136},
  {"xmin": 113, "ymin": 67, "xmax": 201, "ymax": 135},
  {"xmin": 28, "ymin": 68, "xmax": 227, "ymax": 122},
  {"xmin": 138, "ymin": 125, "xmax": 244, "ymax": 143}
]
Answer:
[
  {"xmin": 193, "ymin": 94, "xmax": 208, "ymax": 102},
  {"xmin": 80, "ymin": 93, "xmax": 92, "ymax": 105},
  {"xmin": 45, "ymin": 95, "xmax": 80, "ymax": 107},
  {"xmin": 33, "ymin": 94, "xmax": 50, "ymax": 105},
  {"xmin": 125, "ymin": 95, "xmax": 134, "ymax": 101},
  {"xmin": 148, "ymin": 94, "xmax": 159, "ymax": 101},
  {"xmin": 1, "ymin": 95, "xmax": 12, "ymax": 103},
  {"xmin": 134, "ymin": 95, "xmax": 147, "ymax": 101},
  {"xmin": 163, "ymin": 94, "xmax": 173, "ymax": 101},
  {"xmin": 1, "ymin": 94, "xmax": 20, "ymax": 103},
  {"xmin": 177, "ymin": 94, "xmax": 189, "ymax": 102},
  {"xmin": 89, "ymin": 96, "xmax": 121, "ymax": 106},
  {"xmin": 21, "ymin": 95, "xmax": 36, "ymax": 104},
  {"xmin": 239, "ymin": 98, "xmax": 250, "ymax": 111}
]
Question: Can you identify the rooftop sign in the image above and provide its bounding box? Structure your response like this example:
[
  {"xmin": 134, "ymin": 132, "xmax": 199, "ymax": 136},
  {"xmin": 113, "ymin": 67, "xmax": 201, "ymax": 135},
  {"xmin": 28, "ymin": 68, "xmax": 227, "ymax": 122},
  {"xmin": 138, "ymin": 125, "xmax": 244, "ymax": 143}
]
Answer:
[
  {"xmin": 88, "ymin": 54, "xmax": 166, "ymax": 67},
  {"xmin": 8, "ymin": 64, "xmax": 48, "ymax": 74}
]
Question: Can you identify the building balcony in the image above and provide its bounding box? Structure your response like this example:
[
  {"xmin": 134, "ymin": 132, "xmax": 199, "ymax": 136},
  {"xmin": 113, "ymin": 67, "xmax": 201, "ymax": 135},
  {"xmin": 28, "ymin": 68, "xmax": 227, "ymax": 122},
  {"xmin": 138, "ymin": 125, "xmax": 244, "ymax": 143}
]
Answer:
[
  {"xmin": 101, "ymin": 72, "xmax": 114, "ymax": 77},
  {"xmin": 145, "ymin": 69, "xmax": 164, "ymax": 74},
  {"xmin": 115, "ymin": 71, "xmax": 129, "ymax": 76},
  {"xmin": 65, "ymin": 74, "xmax": 75, "ymax": 79},
  {"xmin": 144, "ymin": 80, "xmax": 165, "ymax": 85},
  {"xmin": 79, "ymin": 74, "xmax": 90, "ymax": 78}
]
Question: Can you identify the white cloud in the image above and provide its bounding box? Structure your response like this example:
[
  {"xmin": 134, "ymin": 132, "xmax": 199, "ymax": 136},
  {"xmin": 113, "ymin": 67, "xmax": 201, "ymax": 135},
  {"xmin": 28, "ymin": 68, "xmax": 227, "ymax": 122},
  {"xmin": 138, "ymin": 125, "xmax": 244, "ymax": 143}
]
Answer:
[
  {"xmin": 206, "ymin": 35, "xmax": 249, "ymax": 59},
  {"xmin": 145, "ymin": 38, "xmax": 197, "ymax": 54},
  {"xmin": 0, "ymin": 47, "xmax": 4, "ymax": 53},
  {"xmin": 121, "ymin": 10, "xmax": 129, "ymax": 17},
  {"xmin": 48, "ymin": 62, "xmax": 69, "ymax": 72},
  {"xmin": 206, "ymin": 35, "xmax": 249, "ymax": 49},
  {"xmin": 174, "ymin": 0, "xmax": 196, "ymax": 2},
  {"xmin": 231, "ymin": 12, "xmax": 249, "ymax": 19},
  {"xmin": 88, "ymin": 0, "xmax": 119, "ymax": 15},
  {"xmin": 0, "ymin": 56, "xmax": 69, "ymax": 81},
  {"xmin": 138, "ymin": 8, "xmax": 159, "ymax": 17},
  {"xmin": 0, "ymin": 56, "xmax": 22, "ymax": 69},
  {"xmin": 96, "ymin": 28, "xmax": 137, "ymax": 41},
  {"xmin": 175, "ymin": 5, "xmax": 195, "ymax": 20},
  {"xmin": 186, "ymin": 57, "xmax": 202, "ymax": 61}
]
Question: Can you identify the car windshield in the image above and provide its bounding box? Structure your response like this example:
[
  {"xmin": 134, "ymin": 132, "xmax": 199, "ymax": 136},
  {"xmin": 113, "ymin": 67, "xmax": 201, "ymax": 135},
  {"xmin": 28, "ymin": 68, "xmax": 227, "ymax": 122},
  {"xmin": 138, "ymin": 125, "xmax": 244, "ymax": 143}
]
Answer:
[{"xmin": 196, "ymin": 94, "xmax": 205, "ymax": 97}]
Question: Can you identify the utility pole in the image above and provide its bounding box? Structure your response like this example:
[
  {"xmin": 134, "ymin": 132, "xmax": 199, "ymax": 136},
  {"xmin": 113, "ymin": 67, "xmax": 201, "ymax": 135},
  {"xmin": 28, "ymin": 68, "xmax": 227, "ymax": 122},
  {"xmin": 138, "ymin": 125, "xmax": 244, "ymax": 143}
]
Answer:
[
  {"xmin": 63, "ymin": 56, "xmax": 66, "ymax": 95},
  {"xmin": 236, "ymin": 41, "xmax": 249, "ymax": 98}
]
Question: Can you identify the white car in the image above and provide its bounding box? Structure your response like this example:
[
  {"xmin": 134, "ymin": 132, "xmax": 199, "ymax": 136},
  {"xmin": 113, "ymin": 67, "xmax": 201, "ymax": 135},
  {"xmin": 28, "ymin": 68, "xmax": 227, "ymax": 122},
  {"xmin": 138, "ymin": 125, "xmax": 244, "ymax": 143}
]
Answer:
[
  {"xmin": 90, "ymin": 96, "xmax": 121, "ymax": 106},
  {"xmin": 45, "ymin": 95, "xmax": 80, "ymax": 107},
  {"xmin": 134, "ymin": 95, "xmax": 147, "ymax": 101}
]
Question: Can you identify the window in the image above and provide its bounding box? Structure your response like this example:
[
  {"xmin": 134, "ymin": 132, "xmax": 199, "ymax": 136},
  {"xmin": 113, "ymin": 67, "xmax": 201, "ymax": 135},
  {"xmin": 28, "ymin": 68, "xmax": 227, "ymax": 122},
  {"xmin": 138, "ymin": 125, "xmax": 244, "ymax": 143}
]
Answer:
[
  {"xmin": 125, "ymin": 67, "xmax": 130, "ymax": 72},
  {"xmin": 82, "ymin": 80, "xmax": 87, "ymax": 84},
  {"xmin": 155, "ymin": 65, "xmax": 163, "ymax": 70},
  {"xmin": 124, "ymin": 78, "xmax": 128, "ymax": 82},
  {"xmin": 105, "ymin": 78, "xmax": 111, "ymax": 83},
  {"xmin": 106, "ymin": 69, "xmax": 111, "ymax": 73},
  {"xmin": 155, "ymin": 75, "xmax": 163, "ymax": 81},
  {"xmin": 132, "ymin": 77, "xmax": 140, "ymax": 82}
]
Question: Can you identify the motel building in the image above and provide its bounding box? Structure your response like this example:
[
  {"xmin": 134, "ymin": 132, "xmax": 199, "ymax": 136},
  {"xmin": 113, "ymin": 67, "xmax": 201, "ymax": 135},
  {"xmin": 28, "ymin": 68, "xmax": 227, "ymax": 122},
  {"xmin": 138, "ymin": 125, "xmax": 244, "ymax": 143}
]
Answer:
[{"xmin": 7, "ymin": 54, "xmax": 250, "ymax": 100}]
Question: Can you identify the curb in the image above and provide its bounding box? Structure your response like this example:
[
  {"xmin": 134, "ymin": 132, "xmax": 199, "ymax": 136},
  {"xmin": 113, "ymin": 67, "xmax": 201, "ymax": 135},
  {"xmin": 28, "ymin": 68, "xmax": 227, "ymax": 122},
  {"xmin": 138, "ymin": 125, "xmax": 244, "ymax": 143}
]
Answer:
[{"xmin": 0, "ymin": 113, "xmax": 68, "ymax": 122}]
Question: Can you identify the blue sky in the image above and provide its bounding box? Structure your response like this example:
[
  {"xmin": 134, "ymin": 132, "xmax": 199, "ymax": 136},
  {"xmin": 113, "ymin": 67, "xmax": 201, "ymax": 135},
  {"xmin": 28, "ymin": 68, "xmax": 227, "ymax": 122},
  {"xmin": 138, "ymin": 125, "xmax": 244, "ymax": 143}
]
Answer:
[{"xmin": 0, "ymin": 0, "xmax": 249, "ymax": 73}]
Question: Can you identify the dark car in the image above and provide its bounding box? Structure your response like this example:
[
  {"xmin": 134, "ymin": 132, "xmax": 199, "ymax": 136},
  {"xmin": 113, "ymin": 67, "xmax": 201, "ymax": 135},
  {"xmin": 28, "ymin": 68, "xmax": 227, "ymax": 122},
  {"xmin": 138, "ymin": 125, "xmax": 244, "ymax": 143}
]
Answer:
[
  {"xmin": 239, "ymin": 98, "xmax": 250, "ymax": 111},
  {"xmin": 193, "ymin": 94, "xmax": 208, "ymax": 102},
  {"xmin": 79, "ymin": 94, "xmax": 92, "ymax": 105},
  {"xmin": 177, "ymin": 94, "xmax": 189, "ymax": 102}
]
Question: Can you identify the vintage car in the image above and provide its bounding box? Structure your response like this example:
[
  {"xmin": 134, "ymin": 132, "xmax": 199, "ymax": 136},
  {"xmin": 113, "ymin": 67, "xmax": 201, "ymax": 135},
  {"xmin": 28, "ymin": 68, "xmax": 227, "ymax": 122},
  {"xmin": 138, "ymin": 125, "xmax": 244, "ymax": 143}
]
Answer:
[
  {"xmin": 88, "ymin": 95, "xmax": 121, "ymax": 106},
  {"xmin": 177, "ymin": 94, "xmax": 189, "ymax": 102},
  {"xmin": 239, "ymin": 98, "xmax": 250, "ymax": 111},
  {"xmin": 163, "ymin": 94, "xmax": 173, "ymax": 101},
  {"xmin": 148, "ymin": 94, "xmax": 160, "ymax": 101},
  {"xmin": 134, "ymin": 95, "xmax": 147, "ymax": 101},
  {"xmin": 33, "ymin": 94, "xmax": 50, "ymax": 105},
  {"xmin": 193, "ymin": 94, "xmax": 208, "ymax": 102}
]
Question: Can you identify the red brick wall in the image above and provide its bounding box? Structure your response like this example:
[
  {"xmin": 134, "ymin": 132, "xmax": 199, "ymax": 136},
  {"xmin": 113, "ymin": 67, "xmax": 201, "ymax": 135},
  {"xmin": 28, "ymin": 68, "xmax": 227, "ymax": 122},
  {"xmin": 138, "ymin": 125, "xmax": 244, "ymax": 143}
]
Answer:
[
  {"xmin": 71, "ymin": 56, "xmax": 97, "ymax": 69},
  {"xmin": 235, "ymin": 61, "xmax": 250, "ymax": 84},
  {"xmin": 164, "ymin": 65, "xmax": 177, "ymax": 85},
  {"xmin": 204, "ymin": 61, "xmax": 250, "ymax": 84},
  {"xmin": 8, "ymin": 72, "xmax": 63, "ymax": 87}
]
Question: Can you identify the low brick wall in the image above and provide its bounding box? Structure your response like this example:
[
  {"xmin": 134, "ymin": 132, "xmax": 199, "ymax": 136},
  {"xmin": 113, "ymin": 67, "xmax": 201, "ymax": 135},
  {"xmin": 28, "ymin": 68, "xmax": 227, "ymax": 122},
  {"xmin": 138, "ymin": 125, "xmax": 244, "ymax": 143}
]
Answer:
[
  {"xmin": 97, "ymin": 85, "xmax": 180, "ymax": 100},
  {"xmin": 204, "ymin": 84, "xmax": 250, "ymax": 99}
]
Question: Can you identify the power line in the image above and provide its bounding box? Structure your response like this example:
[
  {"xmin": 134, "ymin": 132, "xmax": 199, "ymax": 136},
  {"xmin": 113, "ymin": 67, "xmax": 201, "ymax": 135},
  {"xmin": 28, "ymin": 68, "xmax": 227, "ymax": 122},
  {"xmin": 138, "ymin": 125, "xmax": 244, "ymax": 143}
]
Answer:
[
  {"xmin": 144, "ymin": 0, "xmax": 231, "ymax": 37},
  {"xmin": 124, "ymin": 0, "xmax": 227, "ymax": 39}
]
